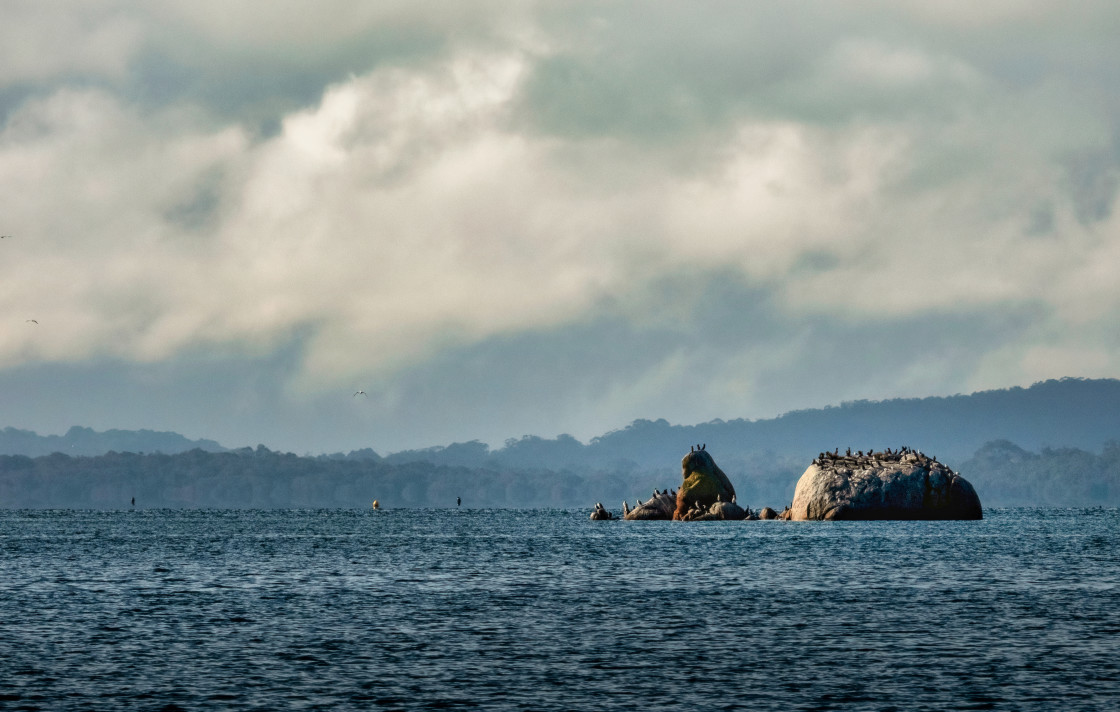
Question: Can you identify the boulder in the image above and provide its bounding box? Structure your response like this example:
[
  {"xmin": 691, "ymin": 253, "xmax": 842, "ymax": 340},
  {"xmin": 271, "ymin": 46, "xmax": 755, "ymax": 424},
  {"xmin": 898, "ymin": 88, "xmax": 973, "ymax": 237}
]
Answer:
[
  {"xmin": 624, "ymin": 490, "xmax": 677, "ymax": 520},
  {"xmin": 674, "ymin": 446, "xmax": 737, "ymax": 520},
  {"xmin": 589, "ymin": 502, "xmax": 614, "ymax": 520},
  {"xmin": 705, "ymin": 497, "xmax": 748, "ymax": 521},
  {"xmin": 757, "ymin": 507, "xmax": 778, "ymax": 520},
  {"xmin": 791, "ymin": 449, "xmax": 982, "ymax": 521}
]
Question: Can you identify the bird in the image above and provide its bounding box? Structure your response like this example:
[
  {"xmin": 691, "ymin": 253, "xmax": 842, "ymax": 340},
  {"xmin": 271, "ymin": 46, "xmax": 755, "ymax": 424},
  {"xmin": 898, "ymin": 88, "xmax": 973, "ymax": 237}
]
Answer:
[
  {"xmin": 353, "ymin": 390, "xmax": 366, "ymax": 397},
  {"xmin": 26, "ymin": 319, "xmax": 37, "ymax": 324}
]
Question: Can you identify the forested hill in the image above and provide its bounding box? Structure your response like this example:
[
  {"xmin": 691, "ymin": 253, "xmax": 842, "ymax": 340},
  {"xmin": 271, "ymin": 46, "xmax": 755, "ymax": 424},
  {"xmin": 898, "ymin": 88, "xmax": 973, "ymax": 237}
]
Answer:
[
  {"xmin": 1, "ymin": 378, "xmax": 1118, "ymax": 509},
  {"xmin": 2, "ymin": 379, "xmax": 1119, "ymax": 470},
  {"xmin": 1, "ymin": 440, "xmax": 1117, "ymax": 509},
  {"xmin": 388, "ymin": 378, "xmax": 1120, "ymax": 470},
  {"xmin": 0, "ymin": 426, "xmax": 225, "ymax": 457}
]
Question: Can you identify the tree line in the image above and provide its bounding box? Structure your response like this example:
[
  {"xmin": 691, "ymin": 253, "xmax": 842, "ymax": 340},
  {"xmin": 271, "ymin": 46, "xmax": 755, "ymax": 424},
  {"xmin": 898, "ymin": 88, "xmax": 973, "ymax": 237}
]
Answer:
[{"xmin": 1, "ymin": 440, "xmax": 1117, "ymax": 509}]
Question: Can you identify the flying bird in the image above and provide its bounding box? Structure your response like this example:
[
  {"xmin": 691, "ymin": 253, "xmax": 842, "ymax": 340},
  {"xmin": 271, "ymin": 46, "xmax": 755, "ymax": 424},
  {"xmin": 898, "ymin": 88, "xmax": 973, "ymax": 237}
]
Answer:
[
  {"xmin": 26, "ymin": 319, "xmax": 37, "ymax": 324},
  {"xmin": 353, "ymin": 390, "xmax": 366, "ymax": 397}
]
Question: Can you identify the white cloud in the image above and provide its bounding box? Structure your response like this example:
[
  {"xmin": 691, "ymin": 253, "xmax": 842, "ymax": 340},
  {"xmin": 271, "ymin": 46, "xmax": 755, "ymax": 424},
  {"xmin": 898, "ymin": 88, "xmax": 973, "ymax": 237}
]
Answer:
[
  {"xmin": 2, "ymin": 1, "xmax": 1120, "ymax": 449},
  {"xmin": 0, "ymin": 4, "xmax": 145, "ymax": 84}
]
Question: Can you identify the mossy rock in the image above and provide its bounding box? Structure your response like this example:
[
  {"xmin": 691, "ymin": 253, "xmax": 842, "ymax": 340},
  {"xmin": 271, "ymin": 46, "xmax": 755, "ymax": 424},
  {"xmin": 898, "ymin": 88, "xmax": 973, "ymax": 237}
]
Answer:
[{"xmin": 673, "ymin": 448, "xmax": 736, "ymax": 520}]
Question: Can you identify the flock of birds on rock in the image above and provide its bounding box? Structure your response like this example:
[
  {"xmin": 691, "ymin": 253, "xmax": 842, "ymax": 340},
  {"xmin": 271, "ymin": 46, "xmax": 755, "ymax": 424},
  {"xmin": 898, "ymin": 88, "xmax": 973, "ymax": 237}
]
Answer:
[{"xmin": 813, "ymin": 446, "xmax": 941, "ymax": 470}]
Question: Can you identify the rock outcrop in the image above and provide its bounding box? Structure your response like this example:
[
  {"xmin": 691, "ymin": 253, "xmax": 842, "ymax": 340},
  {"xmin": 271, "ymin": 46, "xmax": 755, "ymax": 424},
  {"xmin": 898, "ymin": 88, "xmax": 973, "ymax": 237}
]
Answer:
[
  {"xmin": 674, "ymin": 445, "xmax": 737, "ymax": 520},
  {"xmin": 678, "ymin": 494, "xmax": 749, "ymax": 521},
  {"xmin": 623, "ymin": 489, "xmax": 677, "ymax": 520},
  {"xmin": 589, "ymin": 502, "xmax": 614, "ymax": 520},
  {"xmin": 791, "ymin": 447, "xmax": 982, "ymax": 521}
]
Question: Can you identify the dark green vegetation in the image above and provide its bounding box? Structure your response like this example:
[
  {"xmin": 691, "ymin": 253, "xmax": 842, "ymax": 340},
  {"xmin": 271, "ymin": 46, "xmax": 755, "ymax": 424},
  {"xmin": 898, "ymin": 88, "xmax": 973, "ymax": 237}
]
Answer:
[{"xmin": 2, "ymin": 378, "xmax": 1119, "ymax": 508}]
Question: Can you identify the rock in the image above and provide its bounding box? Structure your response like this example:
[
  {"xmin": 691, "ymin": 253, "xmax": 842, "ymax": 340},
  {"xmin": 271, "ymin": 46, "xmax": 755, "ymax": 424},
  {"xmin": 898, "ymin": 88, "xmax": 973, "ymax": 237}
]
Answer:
[
  {"xmin": 791, "ymin": 449, "xmax": 982, "ymax": 521},
  {"xmin": 624, "ymin": 490, "xmax": 676, "ymax": 520},
  {"xmin": 708, "ymin": 499, "xmax": 748, "ymax": 521},
  {"xmin": 608, "ymin": 448, "xmax": 744, "ymax": 522},
  {"xmin": 757, "ymin": 507, "xmax": 778, "ymax": 520},
  {"xmin": 674, "ymin": 447, "xmax": 737, "ymax": 521},
  {"xmin": 590, "ymin": 502, "xmax": 614, "ymax": 520}
]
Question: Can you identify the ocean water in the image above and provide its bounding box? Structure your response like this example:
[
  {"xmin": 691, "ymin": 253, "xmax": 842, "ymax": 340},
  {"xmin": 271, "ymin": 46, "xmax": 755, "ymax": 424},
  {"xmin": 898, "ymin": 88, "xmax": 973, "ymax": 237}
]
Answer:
[{"xmin": 1, "ymin": 508, "xmax": 1117, "ymax": 711}]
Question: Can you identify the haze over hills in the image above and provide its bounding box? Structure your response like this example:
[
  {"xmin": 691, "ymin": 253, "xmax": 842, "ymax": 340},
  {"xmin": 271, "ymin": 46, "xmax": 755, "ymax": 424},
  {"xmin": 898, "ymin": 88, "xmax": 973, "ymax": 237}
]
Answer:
[
  {"xmin": 0, "ymin": 426, "xmax": 226, "ymax": 458},
  {"xmin": 1, "ymin": 378, "xmax": 1118, "ymax": 509},
  {"xmin": 381, "ymin": 377, "xmax": 1120, "ymax": 470},
  {"xmin": 3, "ymin": 378, "xmax": 1119, "ymax": 466}
]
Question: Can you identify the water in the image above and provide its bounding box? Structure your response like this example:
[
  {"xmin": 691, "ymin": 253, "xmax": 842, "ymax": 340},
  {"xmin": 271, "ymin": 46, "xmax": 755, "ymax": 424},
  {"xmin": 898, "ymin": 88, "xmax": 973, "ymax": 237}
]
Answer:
[{"xmin": 1, "ymin": 508, "xmax": 1118, "ymax": 711}]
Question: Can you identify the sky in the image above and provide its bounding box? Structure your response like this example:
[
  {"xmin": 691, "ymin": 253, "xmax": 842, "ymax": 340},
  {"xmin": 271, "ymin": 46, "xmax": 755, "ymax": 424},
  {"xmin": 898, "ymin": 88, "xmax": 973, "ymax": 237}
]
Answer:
[{"xmin": 1, "ymin": 1, "xmax": 1119, "ymax": 454}]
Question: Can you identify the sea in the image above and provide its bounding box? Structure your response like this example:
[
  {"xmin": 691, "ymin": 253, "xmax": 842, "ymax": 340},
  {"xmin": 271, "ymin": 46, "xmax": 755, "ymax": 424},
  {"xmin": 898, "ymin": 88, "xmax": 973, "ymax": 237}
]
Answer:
[{"xmin": 1, "ymin": 508, "xmax": 1117, "ymax": 711}]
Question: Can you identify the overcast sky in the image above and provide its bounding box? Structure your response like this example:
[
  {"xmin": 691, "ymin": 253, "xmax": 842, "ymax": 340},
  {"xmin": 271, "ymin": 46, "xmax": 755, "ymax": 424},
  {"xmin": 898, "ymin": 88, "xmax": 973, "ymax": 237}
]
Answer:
[{"xmin": 1, "ymin": 1, "xmax": 1118, "ymax": 453}]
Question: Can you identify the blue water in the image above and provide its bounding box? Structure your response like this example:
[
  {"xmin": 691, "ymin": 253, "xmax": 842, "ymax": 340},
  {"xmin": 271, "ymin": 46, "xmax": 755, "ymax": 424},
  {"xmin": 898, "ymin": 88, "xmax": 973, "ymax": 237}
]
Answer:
[{"xmin": 1, "ymin": 508, "xmax": 1118, "ymax": 711}]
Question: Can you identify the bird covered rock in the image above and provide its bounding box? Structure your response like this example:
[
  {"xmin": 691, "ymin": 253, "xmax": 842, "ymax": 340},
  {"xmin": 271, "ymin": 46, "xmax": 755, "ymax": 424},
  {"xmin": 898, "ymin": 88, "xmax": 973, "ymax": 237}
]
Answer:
[
  {"xmin": 623, "ymin": 489, "xmax": 677, "ymax": 520},
  {"xmin": 791, "ymin": 448, "xmax": 982, "ymax": 521},
  {"xmin": 589, "ymin": 502, "xmax": 614, "ymax": 520}
]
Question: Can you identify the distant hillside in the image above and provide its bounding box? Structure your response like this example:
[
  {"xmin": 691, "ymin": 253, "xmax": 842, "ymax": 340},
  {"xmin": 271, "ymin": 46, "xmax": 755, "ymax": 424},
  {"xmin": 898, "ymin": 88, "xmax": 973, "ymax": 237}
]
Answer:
[
  {"xmin": 389, "ymin": 378, "xmax": 1120, "ymax": 471},
  {"xmin": 3, "ymin": 378, "xmax": 1118, "ymax": 476},
  {"xmin": 0, "ymin": 426, "xmax": 226, "ymax": 457},
  {"xmin": 1, "ymin": 440, "xmax": 1117, "ymax": 509}
]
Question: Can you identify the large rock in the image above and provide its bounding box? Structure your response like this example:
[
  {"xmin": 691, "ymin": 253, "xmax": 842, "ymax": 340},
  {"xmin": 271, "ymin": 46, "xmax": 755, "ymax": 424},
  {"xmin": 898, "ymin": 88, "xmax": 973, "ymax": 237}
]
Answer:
[
  {"xmin": 791, "ymin": 448, "xmax": 982, "ymax": 521},
  {"xmin": 674, "ymin": 446, "xmax": 737, "ymax": 521},
  {"xmin": 623, "ymin": 489, "xmax": 677, "ymax": 520}
]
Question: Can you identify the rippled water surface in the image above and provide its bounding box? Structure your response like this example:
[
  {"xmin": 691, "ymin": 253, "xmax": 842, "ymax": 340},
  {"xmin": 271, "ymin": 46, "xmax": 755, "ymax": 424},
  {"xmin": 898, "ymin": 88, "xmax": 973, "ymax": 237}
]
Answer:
[{"xmin": 1, "ymin": 508, "xmax": 1118, "ymax": 711}]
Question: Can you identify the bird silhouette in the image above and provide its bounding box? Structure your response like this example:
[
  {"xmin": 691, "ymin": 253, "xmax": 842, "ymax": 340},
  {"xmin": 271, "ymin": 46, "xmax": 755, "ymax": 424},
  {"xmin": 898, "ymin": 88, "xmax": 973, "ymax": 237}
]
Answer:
[
  {"xmin": 26, "ymin": 319, "xmax": 37, "ymax": 324},
  {"xmin": 353, "ymin": 390, "xmax": 366, "ymax": 397}
]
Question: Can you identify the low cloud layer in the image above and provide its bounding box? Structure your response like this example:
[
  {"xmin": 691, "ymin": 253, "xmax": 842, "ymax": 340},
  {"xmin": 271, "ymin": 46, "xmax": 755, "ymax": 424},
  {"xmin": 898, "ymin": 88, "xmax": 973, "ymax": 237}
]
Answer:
[{"xmin": 1, "ymin": 2, "xmax": 1118, "ymax": 452}]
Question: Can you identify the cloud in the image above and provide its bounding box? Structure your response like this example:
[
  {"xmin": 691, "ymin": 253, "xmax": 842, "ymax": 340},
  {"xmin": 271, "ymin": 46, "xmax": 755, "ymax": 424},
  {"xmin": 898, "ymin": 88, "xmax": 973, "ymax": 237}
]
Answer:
[
  {"xmin": 0, "ymin": 4, "xmax": 145, "ymax": 85},
  {"xmin": 1, "ymin": 2, "xmax": 1120, "ymax": 450}
]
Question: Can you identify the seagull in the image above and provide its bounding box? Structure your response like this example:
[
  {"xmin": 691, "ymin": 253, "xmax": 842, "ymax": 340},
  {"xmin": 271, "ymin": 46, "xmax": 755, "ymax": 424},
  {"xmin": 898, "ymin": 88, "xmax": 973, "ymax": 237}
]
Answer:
[
  {"xmin": 353, "ymin": 390, "xmax": 366, "ymax": 397},
  {"xmin": 26, "ymin": 319, "xmax": 37, "ymax": 324}
]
